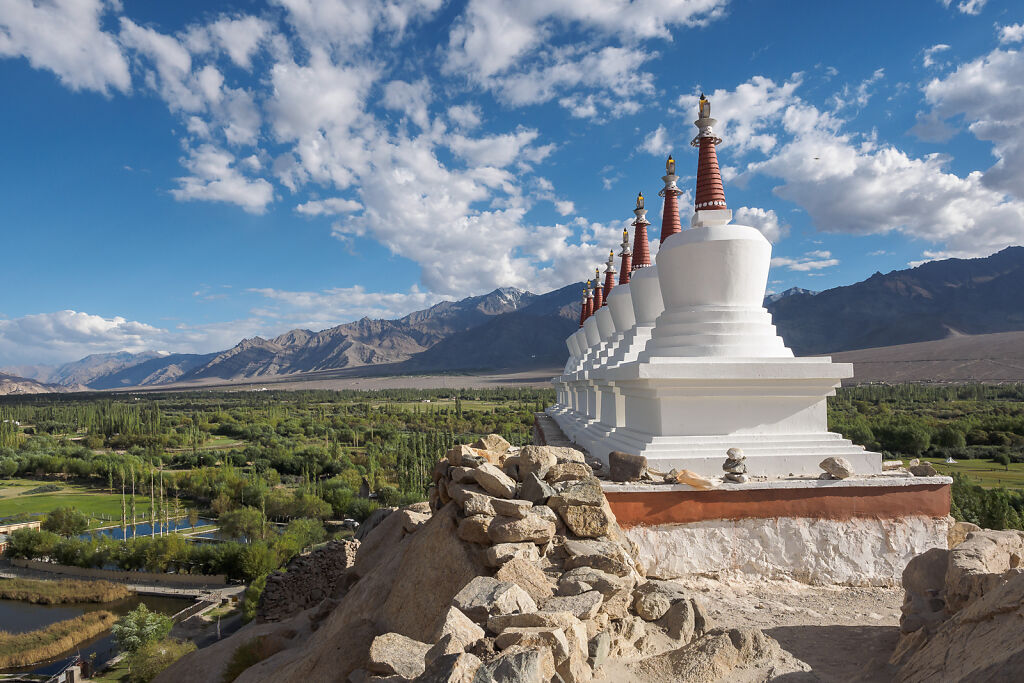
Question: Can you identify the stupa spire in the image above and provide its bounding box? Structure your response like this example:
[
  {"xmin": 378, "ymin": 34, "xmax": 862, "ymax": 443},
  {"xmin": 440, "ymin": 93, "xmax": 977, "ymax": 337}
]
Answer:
[
  {"xmin": 630, "ymin": 192, "xmax": 652, "ymax": 271},
  {"xmin": 593, "ymin": 268, "xmax": 604, "ymax": 309},
  {"xmin": 618, "ymin": 228, "xmax": 632, "ymax": 284},
  {"xmin": 583, "ymin": 280, "xmax": 594, "ymax": 322},
  {"xmin": 691, "ymin": 93, "xmax": 727, "ymax": 213},
  {"xmin": 602, "ymin": 250, "xmax": 616, "ymax": 300},
  {"xmin": 578, "ymin": 286, "xmax": 588, "ymax": 327},
  {"xmin": 658, "ymin": 155, "xmax": 682, "ymax": 242}
]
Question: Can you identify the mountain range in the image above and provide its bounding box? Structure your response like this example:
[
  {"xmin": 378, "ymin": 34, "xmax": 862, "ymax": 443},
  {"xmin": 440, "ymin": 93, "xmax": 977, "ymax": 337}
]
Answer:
[{"xmin": 4, "ymin": 246, "xmax": 1024, "ymax": 391}]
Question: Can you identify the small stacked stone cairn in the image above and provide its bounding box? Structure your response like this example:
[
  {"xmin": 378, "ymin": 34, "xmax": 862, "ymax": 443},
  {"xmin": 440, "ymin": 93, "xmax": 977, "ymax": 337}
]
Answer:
[
  {"xmin": 258, "ymin": 539, "xmax": 360, "ymax": 622},
  {"xmin": 722, "ymin": 447, "xmax": 748, "ymax": 483}
]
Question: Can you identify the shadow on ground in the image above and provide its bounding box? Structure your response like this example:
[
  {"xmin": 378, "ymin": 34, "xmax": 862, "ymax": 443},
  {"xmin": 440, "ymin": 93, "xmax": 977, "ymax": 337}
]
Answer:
[{"xmin": 767, "ymin": 624, "xmax": 899, "ymax": 682}]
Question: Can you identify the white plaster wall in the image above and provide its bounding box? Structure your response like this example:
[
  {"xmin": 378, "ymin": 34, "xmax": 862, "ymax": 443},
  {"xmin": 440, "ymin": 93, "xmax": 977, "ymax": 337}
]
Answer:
[{"xmin": 626, "ymin": 516, "xmax": 952, "ymax": 587}]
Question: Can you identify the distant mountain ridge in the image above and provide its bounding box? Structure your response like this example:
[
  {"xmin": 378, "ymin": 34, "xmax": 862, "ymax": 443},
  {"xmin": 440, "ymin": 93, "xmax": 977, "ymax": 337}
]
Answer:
[{"xmin": 7, "ymin": 246, "xmax": 1024, "ymax": 390}]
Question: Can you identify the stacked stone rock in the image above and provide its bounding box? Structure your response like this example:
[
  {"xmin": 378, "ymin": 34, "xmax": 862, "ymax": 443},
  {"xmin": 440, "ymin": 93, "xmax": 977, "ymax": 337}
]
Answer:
[
  {"xmin": 257, "ymin": 539, "xmax": 360, "ymax": 622},
  {"xmin": 722, "ymin": 447, "xmax": 748, "ymax": 484},
  {"xmin": 352, "ymin": 435, "xmax": 722, "ymax": 683}
]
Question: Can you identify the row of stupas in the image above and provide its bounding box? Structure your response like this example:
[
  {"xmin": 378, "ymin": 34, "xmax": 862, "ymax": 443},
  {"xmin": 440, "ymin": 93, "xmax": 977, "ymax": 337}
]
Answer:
[{"xmin": 549, "ymin": 95, "xmax": 881, "ymax": 479}]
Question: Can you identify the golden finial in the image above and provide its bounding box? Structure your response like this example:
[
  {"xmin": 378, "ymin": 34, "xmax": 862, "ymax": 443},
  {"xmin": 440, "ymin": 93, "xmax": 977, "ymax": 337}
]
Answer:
[
  {"xmin": 636, "ymin": 192, "xmax": 644, "ymax": 210},
  {"xmin": 666, "ymin": 155, "xmax": 675, "ymax": 175},
  {"xmin": 699, "ymin": 93, "xmax": 711, "ymax": 119}
]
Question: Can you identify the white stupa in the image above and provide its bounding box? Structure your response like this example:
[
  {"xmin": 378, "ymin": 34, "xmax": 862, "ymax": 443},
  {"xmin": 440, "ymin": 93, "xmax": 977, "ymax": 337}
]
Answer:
[{"xmin": 551, "ymin": 95, "xmax": 881, "ymax": 479}]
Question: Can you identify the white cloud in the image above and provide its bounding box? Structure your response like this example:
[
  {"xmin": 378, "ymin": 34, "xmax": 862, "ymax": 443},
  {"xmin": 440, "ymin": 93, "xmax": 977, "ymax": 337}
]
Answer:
[
  {"xmin": 733, "ymin": 206, "xmax": 788, "ymax": 243},
  {"xmin": 447, "ymin": 128, "xmax": 544, "ymax": 168},
  {"xmin": 923, "ymin": 44, "xmax": 951, "ymax": 68},
  {"xmin": 249, "ymin": 285, "xmax": 439, "ymax": 325},
  {"xmin": 295, "ymin": 197, "xmax": 363, "ymax": 216},
  {"xmin": 272, "ymin": 0, "xmax": 444, "ymax": 54},
  {"xmin": 998, "ymin": 24, "xmax": 1024, "ymax": 44},
  {"xmin": 188, "ymin": 15, "xmax": 272, "ymax": 69},
  {"xmin": 0, "ymin": 310, "xmax": 167, "ymax": 365},
  {"xmin": 830, "ymin": 68, "xmax": 884, "ymax": 111},
  {"xmin": 771, "ymin": 252, "xmax": 840, "ymax": 272},
  {"xmin": 641, "ymin": 125, "xmax": 671, "ymax": 157},
  {"xmin": 919, "ymin": 47, "xmax": 1024, "ymax": 197},
  {"xmin": 171, "ymin": 144, "xmax": 275, "ymax": 213},
  {"xmin": 555, "ymin": 200, "xmax": 575, "ymax": 216},
  {"xmin": 448, "ymin": 104, "xmax": 482, "ymax": 129},
  {"xmin": 382, "ymin": 78, "xmax": 433, "ymax": 130},
  {"xmin": 0, "ymin": 0, "xmax": 130, "ymax": 94},
  {"xmin": 710, "ymin": 75, "xmax": 1024, "ymax": 260},
  {"xmin": 939, "ymin": 0, "xmax": 986, "ymax": 15}
]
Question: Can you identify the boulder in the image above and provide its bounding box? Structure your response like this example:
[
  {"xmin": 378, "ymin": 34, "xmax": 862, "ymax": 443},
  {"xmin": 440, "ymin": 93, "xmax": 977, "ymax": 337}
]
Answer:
[
  {"xmin": 627, "ymin": 627, "xmax": 780, "ymax": 682},
  {"xmin": 899, "ymin": 547, "xmax": 950, "ymax": 635},
  {"xmin": 819, "ymin": 456, "xmax": 854, "ymax": 479},
  {"xmin": 433, "ymin": 606, "xmax": 486, "ymax": 650},
  {"xmin": 461, "ymin": 491, "xmax": 498, "ymax": 517},
  {"xmin": 557, "ymin": 504, "xmax": 612, "ymax": 538},
  {"xmin": 494, "ymin": 627, "xmax": 571, "ymax": 663},
  {"xmin": 367, "ymin": 632, "xmax": 431, "ymax": 678},
  {"xmin": 447, "ymin": 445, "xmax": 477, "ymax": 466},
  {"xmin": 472, "ymin": 434, "xmax": 511, "ymax": 455},
  {"xmin": 562, "ymin": 539, "xmax": 632, "ymax": 577},
  {"xmin": 945, "ymin": 529, "xmax": 1024, "ymax": 612},
  {"xmin": 447, "ymin": 482, "xmax": 489, "ymax": 507},
  {"xmin": 485, "ymin": 543, "xmax": 540, "ymax": 567},
  {"xmin": 488, "ymin": 610, "xmax": 581, "ymax": 634},
  {"xmin": 471, "ymin": 649, "xmax": 554, "ymax": 683},
  {"xmin": 473, "ymin": 464, "xmax": 518, "ymax": 499},
  {"xmin": 548, "ymin": 478, "xmax": 604, "ymax": 509},
  {"xmin": 457, "ymin": 515, "xmax": 492, "ymax": 545},
  {"xmin": 491, "ymin": 498, "xmax": 533, "ymax": 519},
  {"xmin": 449, "ymin": 466, "xmax": 477, "ymax": 485},
  {"xmin": 424, "ymin": 634, "xmax": 464, "ymax": 666},
  {"xmin": 543, "ymin": 591, "xmax": 604, "ymax": 620},
  {"xmin": 520, "ymin": 472, "xmax": 555, "ymax": 505},
  {"xmin": 948, "ymin": 521, "xmax": 981, "ymax": 549},
  {"xmin": 546, "ymin": 462, "xmax": 594, "ymax": 483},
  {"xmin": 488, "ymin": 514, "xmax": 556, "ymax": 545},
  {"xmin": 608, "ymin": 451, "xmax": 647, "ymax": 482},
  {"xmin": 418, "ymin": 653, "xmax": 482, "ymax": 683},
  {"xmin": 452, "ymin": 577, "xmax": 538, "ymax": 624},
  {"xmin": 588, "ymin": 631, "xmax": 611, "ymax": 670},
  {"xmin": 518, "ymin": 445, "xmax": 558, "ymax": 479},
  {"xmin": 548, "ymin": 447, "xmax": 587, "ymax": 464},
  {"xmin": 495, "ymin": 557, "xmax": 555, "ymax": 604},
  {"xmin": 558, "ymin": 567, "xmax": 633, "ymax": 599}
]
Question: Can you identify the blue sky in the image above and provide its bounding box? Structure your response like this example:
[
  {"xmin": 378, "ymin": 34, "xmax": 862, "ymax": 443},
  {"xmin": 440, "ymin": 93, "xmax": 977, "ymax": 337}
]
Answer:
[{"xmin": 2, "ymin": 0, "xmax": 1023, "ymax": 366}]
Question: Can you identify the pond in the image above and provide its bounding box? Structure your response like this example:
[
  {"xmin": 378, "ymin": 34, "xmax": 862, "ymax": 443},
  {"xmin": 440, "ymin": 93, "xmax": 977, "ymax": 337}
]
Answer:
[
  {"xmin": 81, "ymin": 517, "xmax": 215, "ymax": 540},
  {"xmin": 0, "ymin": 594, "xmax": 193, "ymax": 676}
]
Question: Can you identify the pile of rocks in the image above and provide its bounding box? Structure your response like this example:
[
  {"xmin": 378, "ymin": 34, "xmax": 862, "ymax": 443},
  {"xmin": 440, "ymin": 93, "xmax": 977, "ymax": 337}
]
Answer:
[
  {"xmin": 258, "ymin": 539, "xmax": 360, "ymax": 622},
  {"xmin": 721, "ymin": 448, "xmax": 747, "ymax": 484},
  {"xmin": 347, "ymin": 435, "xmax": 780, "ymax": 683}
]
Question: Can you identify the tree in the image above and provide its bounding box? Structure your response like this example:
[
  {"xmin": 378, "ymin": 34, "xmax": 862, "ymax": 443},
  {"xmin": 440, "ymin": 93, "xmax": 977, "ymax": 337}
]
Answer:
[
  {"xmin": 219, "ymin": 507, "xmax": 266, "ymax": 542},
  {"xmin": 112, "ymin": 603, "xmax": 173, "ymax": 654},
  {"xmin": 239, "ymin": 542, "xmax": 278, "ymax": 581},
  {"xmin": 41, "ymin": 506, "xmax": 88, "ymax": 537},
  {"xmin": 994, "ymin": 453, "xmax": 1011, "ymax": 471}
]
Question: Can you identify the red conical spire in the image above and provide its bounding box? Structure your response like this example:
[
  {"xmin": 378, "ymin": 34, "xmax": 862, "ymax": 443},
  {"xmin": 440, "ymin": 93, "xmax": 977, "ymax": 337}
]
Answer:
[
  {"xmin": 618, "ymin": 228, "xmax": 632, "ymax": 284},
  {"xmin": 583, "ymin": 280, "xmax": 594, "ymax": 321},
  {"xmin": 691, "ymin": 93, "xmax": 727, "ymax": 212},
  {"xmin": 578, "ymin": 287, "xmax": 588, "ymax": 327},
  {"xmin": 658, "ymin": 155, "xmax": 682, "ymax": 242},
  {"xmin": 592, "ymin": 268, "xmax": 603, "ymax": 309},
  {"xmin": 602, "ymin": 250, "xmax": 616, "ymax": 300},
  {"xmin": 631, "ymin": 192, "xmax": 652, "ymax": 270}
]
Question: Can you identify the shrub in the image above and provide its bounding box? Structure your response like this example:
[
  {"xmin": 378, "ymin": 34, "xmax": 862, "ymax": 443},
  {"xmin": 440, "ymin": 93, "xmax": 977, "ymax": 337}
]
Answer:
[
  {"xmin": 41, "ymin": 506, "xmax": 88, "ymax": 537},
  {"xmin": 112, "ymin": 604, "xmax": 173, "ymax": 654},
  {"xmin": 127, "ymin": 638, "xmax": 196, "ymax": 683}
]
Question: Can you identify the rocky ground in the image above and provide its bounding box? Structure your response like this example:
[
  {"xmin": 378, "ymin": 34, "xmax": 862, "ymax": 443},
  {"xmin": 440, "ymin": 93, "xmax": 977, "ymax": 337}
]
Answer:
[{"xmin": 156, "ymin": 436, "xmax": 1024, "ymax": 683}]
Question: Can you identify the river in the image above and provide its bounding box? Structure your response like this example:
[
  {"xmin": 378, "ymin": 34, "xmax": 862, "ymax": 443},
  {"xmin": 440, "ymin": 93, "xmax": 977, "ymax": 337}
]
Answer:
[{"xmin": 0, "ymin": 594, "xmax": 193, "ymax": 676}]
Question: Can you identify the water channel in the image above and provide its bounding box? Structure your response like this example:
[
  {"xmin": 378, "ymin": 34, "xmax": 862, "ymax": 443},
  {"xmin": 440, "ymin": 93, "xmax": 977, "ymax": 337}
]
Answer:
[{"xmin": 0, "ymin": 594, "xmax": 193, "ymax": 676}]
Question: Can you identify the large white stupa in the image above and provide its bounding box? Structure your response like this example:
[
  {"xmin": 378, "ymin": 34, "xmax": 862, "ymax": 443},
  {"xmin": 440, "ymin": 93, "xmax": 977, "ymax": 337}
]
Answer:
[{"xmin": 550, "ymin": 95, "xmax": 881, "ymax": 479}]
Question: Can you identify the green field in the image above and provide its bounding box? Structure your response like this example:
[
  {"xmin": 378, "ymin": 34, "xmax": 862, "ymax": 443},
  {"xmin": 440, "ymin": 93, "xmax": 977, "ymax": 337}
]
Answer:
[
  {"xmin": 0, "ymin": 479, "xmax": 152, "ymax": 527},
  {"xmin": 921, "ymin": 457, "xmax": 1024, "ymax": 490}
]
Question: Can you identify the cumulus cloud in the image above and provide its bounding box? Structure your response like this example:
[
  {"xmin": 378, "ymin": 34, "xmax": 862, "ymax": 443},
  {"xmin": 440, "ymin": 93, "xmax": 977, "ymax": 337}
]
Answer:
[
  {"xmin": 249, "ymin": 285, "xmax": 439, "ymax": 326},
  {"xmin": 710, "ymin": 75, "xmax": 1024, "ymax": 259},
  {"xmin": 0, "ymin": 0, "xmax": 131, "ymax": 94},
  {"xmin": 998, "ymin": 24, "xmax": 1024, "ymax": 44},
  {"xmin": 172, "ymin": 144, "xmax": 275, "ymax": 213},
  {"xmin": 0, "ymin": 310, "xmax": 167, "ymax": 365},
  {"xmin": 641, "ymin": 125, "xmax": 671, "ymax": 156},
  {"xmin": 296, "ymin": 197, "xmax": 363, "ymax": 216},
  {"xmin": 733, "ymin": 206, "xmax": 788, "ymax": 243},
  {"xmin": 771, "ymin": 251, "xmax": 840, "ymax": 272},
  {"xmin": 939, "ymin": 0, "xmax": 986, "ymax": 15},
  {"xmin": 923, "ymin": 44, "xmax": 951, "ymax": 68}
]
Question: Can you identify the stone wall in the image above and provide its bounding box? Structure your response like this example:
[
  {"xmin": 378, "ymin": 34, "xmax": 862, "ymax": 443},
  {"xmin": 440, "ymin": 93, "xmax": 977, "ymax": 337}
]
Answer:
[
  {"xmin": 626, "ymin": 515, "xmax": 952, "ymax": 587},
  {"xmin": 257, "ymin": 539, "xmax": 359, "ymax": 622}
]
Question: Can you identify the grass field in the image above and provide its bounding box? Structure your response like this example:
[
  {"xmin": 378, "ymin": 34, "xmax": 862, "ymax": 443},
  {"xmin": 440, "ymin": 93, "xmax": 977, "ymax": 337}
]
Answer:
[
  {"xmin": 920, "ymin": 457, "xmax": 1024, "ymax": 490},
  {"xmin": 0, "ymin": 479, "xmax": 152, "ymax": 527}
]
